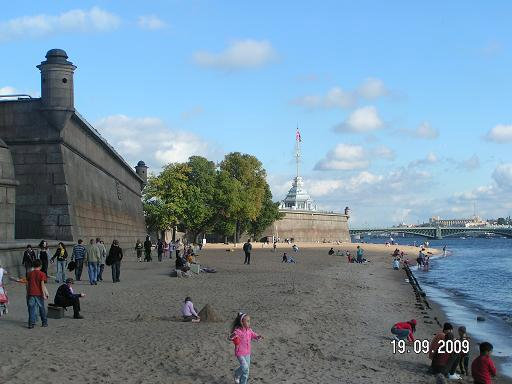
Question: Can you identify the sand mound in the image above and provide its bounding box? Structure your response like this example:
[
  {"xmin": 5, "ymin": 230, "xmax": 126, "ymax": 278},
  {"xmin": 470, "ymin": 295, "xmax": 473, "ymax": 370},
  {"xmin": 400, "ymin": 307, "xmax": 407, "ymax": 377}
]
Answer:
[{"xmin": 197, "ymin": 304, "xmax": 223, "ymax": 322}]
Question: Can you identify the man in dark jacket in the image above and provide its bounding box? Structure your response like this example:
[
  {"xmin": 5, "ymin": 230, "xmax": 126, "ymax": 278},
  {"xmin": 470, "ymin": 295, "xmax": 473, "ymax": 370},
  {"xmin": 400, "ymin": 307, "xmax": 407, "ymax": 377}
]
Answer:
[
  {"xmin": 54, "ymin": 278, "xmax": 85, "ymax": 319},
  {"xmin": 157, "ymin": 239, "xmax": 164, "ymax": 262},
  {"xmin": 243, "ymin": 239, "xmax": 252, "ymax": 265},
  {"xmin": 143, "ymin": 236, "xmax": 152, "ymax": 262},
  {"xmin": 108, "ymin": 240, "xmax": 123, "ymax": 283}
]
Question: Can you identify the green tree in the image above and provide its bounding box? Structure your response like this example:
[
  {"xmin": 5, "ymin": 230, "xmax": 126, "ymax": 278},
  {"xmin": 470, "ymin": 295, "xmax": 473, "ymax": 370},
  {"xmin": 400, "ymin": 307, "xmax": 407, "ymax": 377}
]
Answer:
[
  {"xmin": 220, "ymin": 152, "xmax": 268, "ymax": 242},
  {"xmin": 142, "ymin": 163, "xmax": 190, "ymax": 234},
  {"xmin": 213, "ymin": 169, "xmax": 243, "ymax": 242},
  {"xmin": 249, "ymin": 185, "xmax": 283, "ymax": 239},
  {"xmin": 181, "ymin": 156, "xmax": 217, "ymax": 240}
]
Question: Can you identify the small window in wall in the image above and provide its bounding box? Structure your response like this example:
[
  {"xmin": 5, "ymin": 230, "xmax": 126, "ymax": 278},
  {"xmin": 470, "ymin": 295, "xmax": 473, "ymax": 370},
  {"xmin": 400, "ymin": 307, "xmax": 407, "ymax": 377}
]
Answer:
[{"xmin": 62, "ymin": 78, "xmax": 67, "ymax": 83}]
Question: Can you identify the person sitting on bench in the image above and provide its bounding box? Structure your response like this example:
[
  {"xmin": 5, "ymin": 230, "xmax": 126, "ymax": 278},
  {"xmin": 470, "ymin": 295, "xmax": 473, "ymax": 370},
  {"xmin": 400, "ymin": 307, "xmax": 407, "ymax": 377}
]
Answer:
[{"xmin": 54, "ymin": 278, "xmax": 86, "ymax": 319}]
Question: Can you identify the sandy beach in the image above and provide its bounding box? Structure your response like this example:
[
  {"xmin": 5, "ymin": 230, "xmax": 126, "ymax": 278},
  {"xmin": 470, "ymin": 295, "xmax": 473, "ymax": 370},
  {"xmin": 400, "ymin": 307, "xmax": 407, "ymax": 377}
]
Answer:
[{"xmin": 1, "ymin": 243, "xmax": 510, "ymax": 384}]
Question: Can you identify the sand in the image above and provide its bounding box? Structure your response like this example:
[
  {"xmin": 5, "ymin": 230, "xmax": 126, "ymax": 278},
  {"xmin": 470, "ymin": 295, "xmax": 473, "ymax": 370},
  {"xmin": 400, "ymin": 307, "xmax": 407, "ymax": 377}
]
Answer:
[{"xmin": 1, "ymin": 242, "xmax": 510, "ymax": 384}]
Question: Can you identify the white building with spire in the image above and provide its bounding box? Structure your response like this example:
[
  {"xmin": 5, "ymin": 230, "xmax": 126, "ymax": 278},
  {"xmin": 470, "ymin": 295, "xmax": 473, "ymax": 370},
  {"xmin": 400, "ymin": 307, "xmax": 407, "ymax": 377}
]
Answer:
[
  {"xmin": 263, "ymin": 127, "xmax": 351, "ymax": 243},
  {"xmin": 279, "ymin": 127, "xmax": 317, "ymax": 211}
]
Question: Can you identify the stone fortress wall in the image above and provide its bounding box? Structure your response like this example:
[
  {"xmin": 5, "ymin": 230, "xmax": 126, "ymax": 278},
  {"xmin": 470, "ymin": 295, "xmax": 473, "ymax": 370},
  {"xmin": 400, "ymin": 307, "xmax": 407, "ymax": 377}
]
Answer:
[
  {"xmin": 0, "ymin": 49, "xmax": 147, "ymax": 270},
  {"xmin": 265, "ymin": 210, "xmax": 350, "ymax": 243}
]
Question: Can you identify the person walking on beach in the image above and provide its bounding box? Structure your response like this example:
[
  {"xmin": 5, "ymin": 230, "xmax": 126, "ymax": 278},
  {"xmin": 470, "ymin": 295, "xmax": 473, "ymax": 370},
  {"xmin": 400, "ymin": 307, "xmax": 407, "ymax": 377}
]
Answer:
[
  {"xmin": 471, "ymin": 342, "xmax": 496, "ymax": 384},
  {"xmin": 135, "ymin": 239, "xmax": 143, "ymax": 262},
  {"xmin": 38, "ymin": 240, "xmax": 49, "ymax": 276},
  {"xmin": 22, "ymin": 244, "xmax": 36, "ymax": 277},
  {"xmin": 50, "ymin": 242, "xmax": 68, "ymax": 283},
  {"xmin": 243, "ymin": 239, "xmax": 252, "ymax": 265},
  {"xmin": 144, "ymin": 235, "xmax": 152, "ymax": 262},
  {"xmin": 175, "ymin": 239, "xmax": 182, "ymax": 259},
  {"xmin": 26, "ymin": 259, "xmax": 48, "ymax": 328},
  {"xmin": 108, "ymin": 240, "xmax": 123, "ymax": 283},
  {"xmin": 391, "ymin": 319, "xmax": 416, "ymax": 341},
  {"xmin": 96, "ymin": 238, "xmax": 107, "ymax": 282},
  {"xmin": 229, "ymin": 312, "xmax": 263, "ymax": 384},
  {"xmin": 356, "ymin": 245, "xmax": 364, "ymax": 263},
  {"xmin": 71, "ymin": 239, "xmax": 86, "ymax": 281},
  {"xmin": 85, "ymin": 239, "xmax": 100, "ymax": 285},
  {"xmin": 157, "ymin": 238, "xmax": 164, "ymax": 262},
  {"xmin": 54, "ymin": 278, "xmax": 86, "ymax": 319},
  {"xmin": 273, "ymin": 241, "xmax": 277, "ymax": 252}
]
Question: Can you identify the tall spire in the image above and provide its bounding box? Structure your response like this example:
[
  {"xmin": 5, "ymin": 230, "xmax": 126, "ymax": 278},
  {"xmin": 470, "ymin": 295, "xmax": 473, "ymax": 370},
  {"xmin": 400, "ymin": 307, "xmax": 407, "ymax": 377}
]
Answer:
[{"xmin": 295, "ymin": 123, "xmax": 301, "ymax": 179}]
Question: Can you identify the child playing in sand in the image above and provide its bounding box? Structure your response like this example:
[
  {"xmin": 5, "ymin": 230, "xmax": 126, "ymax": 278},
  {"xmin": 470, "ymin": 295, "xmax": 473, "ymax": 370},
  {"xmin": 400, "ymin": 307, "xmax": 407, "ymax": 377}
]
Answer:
[{"xmin": 229, "ymin": 312, "xmax": 263, "ymax": 384}]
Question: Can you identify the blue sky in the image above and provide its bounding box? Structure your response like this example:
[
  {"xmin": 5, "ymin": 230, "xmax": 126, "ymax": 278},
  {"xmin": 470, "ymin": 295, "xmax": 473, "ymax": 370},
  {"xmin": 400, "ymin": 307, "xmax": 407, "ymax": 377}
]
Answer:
[{"xmin": 2, "ymin": 1, "xmax": 512, "ymax": 226}]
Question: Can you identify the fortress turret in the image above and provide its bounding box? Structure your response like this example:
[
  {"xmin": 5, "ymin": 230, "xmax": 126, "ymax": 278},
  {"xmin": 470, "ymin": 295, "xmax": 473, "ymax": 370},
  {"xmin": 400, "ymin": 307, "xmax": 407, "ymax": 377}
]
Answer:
[
  {"xmin": 37, "ymin": 49, "xmax": 76, "ymax": 130},
  {"xmin": 135, "ymin": 160, "xmax": 148, "ymax": 186}
]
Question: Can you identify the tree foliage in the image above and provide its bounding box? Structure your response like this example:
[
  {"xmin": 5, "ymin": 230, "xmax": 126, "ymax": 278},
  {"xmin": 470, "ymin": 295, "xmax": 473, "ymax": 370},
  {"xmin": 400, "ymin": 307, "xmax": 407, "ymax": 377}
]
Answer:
[{"xmin": 142, "ymin": 153, "xmax": 282, "ymax": 242}]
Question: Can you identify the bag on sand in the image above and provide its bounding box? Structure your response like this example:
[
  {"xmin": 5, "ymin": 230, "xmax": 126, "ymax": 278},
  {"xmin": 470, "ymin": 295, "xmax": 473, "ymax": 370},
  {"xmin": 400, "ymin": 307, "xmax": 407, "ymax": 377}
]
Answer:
[{"xmin": 67, "ymin": 260, "xmax": 76, "ymax": 271}]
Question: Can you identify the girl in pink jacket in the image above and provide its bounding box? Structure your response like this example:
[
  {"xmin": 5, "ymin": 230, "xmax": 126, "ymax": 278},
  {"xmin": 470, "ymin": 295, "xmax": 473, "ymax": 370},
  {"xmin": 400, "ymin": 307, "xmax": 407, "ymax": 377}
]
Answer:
[{"xmin": 229, "ymin": 312, "xmax": 263, "ymax": 384}]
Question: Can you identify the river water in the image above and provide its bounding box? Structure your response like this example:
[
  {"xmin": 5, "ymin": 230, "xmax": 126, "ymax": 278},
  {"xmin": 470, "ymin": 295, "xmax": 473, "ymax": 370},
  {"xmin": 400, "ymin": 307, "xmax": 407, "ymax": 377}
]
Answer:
[{"xmin": 356, "ymin": 235, "xmax": 512, "ymax": 377}]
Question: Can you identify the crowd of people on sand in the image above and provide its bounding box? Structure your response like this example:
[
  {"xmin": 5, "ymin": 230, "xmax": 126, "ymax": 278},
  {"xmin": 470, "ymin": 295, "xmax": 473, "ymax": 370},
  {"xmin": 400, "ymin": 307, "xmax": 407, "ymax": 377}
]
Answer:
[
  {"xmin": 386, "ymin": 243, "xmax": 500, "ymax": 383},
  {"xmin": 1, "ymin": 236, "xmax": 201, "ymax": 326},
  {"xmin": 0, "ymin": 237, "xmax": 124, "ymax": 326},
  {"xmin": 327, "ymin": 245, "xmax": 369, "ymax": 264},
  {"xmin": 391, "ymin": 319, "xmax": 498, "ymax": 382},
  {"xmin": 4, "ymin": 233, "xmax": 503, "ymax": 384}
]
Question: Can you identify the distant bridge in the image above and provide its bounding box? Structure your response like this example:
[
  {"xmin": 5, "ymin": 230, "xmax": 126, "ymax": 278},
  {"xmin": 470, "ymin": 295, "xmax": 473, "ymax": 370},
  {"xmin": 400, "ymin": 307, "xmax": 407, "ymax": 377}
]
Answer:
[{"xmin": 349, "ymin": 226, "xmax": 512, "ymax": 240}]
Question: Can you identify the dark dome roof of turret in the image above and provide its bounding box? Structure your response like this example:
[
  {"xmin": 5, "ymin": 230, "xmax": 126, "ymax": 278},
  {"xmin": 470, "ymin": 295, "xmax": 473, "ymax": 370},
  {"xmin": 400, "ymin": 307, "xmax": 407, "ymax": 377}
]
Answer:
[
  {"xmin": 137, "ymin": 160, "xmax": 147, "ymax": 167},
  {"xmin": 39, "ymin": 49, "xmax": 74, "ymax": 66}
]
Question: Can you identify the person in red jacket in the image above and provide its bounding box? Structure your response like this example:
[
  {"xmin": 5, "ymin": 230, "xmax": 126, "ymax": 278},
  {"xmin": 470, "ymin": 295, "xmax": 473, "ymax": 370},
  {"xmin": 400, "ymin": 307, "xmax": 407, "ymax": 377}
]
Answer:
[
  {"xmin": 391, "ymin": 319, "xmax": 416, "ymax": 342},
  {"xmin": 471, "ymin": 342, "xmax": 497, "ymax": 384}
]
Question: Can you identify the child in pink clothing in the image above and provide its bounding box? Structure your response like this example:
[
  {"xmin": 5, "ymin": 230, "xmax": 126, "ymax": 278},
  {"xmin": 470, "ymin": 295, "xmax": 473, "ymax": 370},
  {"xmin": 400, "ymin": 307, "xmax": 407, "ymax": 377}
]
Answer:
[{"xmin": 229, "ymin": 312, "xmax": 263, "ymax": 384}]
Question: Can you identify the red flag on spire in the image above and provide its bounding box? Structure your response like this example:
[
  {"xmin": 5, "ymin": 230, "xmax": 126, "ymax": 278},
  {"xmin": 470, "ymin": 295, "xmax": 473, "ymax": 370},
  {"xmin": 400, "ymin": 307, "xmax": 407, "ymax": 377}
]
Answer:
[{"xmin": 296, "ymin": 128, "xmax": 301, "ymax": 142}]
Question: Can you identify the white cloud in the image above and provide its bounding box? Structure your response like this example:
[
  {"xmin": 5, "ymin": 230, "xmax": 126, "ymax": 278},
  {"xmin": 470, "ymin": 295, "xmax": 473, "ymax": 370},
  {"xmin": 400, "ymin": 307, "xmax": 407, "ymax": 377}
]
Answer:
[
  {"xmin": 372, "ymin": 145, "xmax": 395, "ymax": 160},
  {"xmin": 408, "ymin": 152, "xmax": 438, "ymax": 168},
  {"xmin": 0, "ymin": 7, "xmax": 120, "ymax": 42},
  {"xmin": 456, "ymin": 154, "xmax": 480, "ymax": 171},
  {"xmin": 292, "ymin": 87, "xmax": 355, "ymax": 109},
  {"xmin": 485, "ymin": 124, "xmax": 512, "ymax": 143},
  {"xmin": 137, "ymin": 15, "xmax": 167, "ymax": 30},
  {"xmin": 292, "ymin": 78, "xmax": 388, "ymax": 110},
  {"xmin": 398, "ymin": 122, "xmax": 439, "ymax": 140},
  {"xmin": 314, "ymin": 143, "xmax": 369, "ymax": 171},
  {"xmin": 334, "ymin": 106, "xmax": 383, "ymax": 133},
  {"xmin": 492, "ymin": 163, "xmax": 512, "ymax": 190},
  {"xmin": 414, "ymin": 122, "xmax": 439, "ymax": 139},
  {"xmin": 181, "ymin": 106, "xmax": 204, "ymax": 120},
  {"xmin": 0, "ymin": 86, "xmax": 17, "ymax": 95},
  {"xmin": 95, "ymin": 114, "xmax": 221, "ymax": 170},
  {"xmin": 357, "ymin": 78, "xmax": 388, "ymax": 99},
  {"xmin": 193, "ymin": 39, "xmax": 276, "ymax": 71}
]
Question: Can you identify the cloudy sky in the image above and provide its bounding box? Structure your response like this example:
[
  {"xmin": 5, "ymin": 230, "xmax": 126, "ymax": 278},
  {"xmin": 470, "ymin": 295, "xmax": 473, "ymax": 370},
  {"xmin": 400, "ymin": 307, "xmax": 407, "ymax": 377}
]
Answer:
[{"xmin": 2, "ymin": 1, "xmax": 512, "ymax": 226}]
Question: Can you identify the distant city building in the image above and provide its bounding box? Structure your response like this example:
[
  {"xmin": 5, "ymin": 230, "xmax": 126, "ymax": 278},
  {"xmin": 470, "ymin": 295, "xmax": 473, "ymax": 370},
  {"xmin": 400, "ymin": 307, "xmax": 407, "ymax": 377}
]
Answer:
[{"xmin": 428, "ymin": 216, "xmax": 489, "ymax": 227}]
